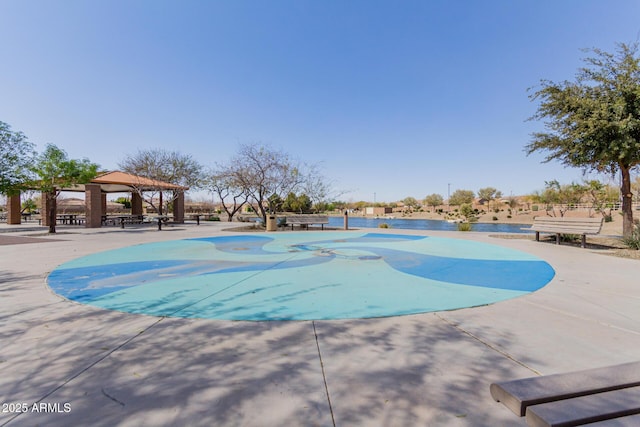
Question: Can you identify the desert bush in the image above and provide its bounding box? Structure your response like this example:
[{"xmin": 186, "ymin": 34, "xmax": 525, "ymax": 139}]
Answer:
[
  {"xmin": 457, "ymin": 222, "xmax": 472, "ymax": 231},
  {"xmin": 492, "ymin": 216, "xmax": 498, "ymax": 221},
  {"xmin": 378, "ymin": 223, "xmax": 390, "ymax": 229},
  {"xmin": 622, "ymin": 223, "xmax": 640, "ymax": 249}
]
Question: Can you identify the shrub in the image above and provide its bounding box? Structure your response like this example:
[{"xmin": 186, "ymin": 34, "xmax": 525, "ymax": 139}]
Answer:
[
  {"xmin": 507, "ymin": 215, "xmax": 512, "ymax": 219},
  {"xmin": 532, "ymin": 205, "xmax": 539, "ymax": 211},
  {"xmin": 492, "ymin": 216, "xmax": 498, "ymax": 221},
  {"xmin": 378, "ymin": 223, "xmax": 390, "ymax": 229},
  {"xmin": 457, "ymin": 222, "xmax": 472, "ymax": 231},
  {"xmin": 460, "ymin": 203, "xmax": 474, "ymax": 220},
  {"xmin": 604, "ymin": 215, "xmax": 613, "ymax": 223},
  {"xmin": 560, "ymin": 234, "xmax": 580, "ymax": 242},
  {"xmin": 205, "ymin": 215, "xmax": 221, "ymax": 221},
  {"xmin": 622, "ymin": 223, "xmax": 640, "ymax": 250}
]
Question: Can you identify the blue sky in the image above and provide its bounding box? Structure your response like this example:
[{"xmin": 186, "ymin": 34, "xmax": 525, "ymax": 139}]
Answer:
[{"xmin": 1, "ymin": 1, "xmax": 639, "ymax": 203}]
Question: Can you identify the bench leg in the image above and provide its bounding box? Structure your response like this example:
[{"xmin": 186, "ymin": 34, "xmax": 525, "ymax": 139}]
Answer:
[
  {"xmin": 556, "ymin": 233, "xmax": 560, "ymax": 245},
  {"xmin": 581, "ymin": 234, "xmax": 586, "ymax": 248},
  {"xmin": 535, "ymin": 231, "xmax": 540, "ymax": 242}
]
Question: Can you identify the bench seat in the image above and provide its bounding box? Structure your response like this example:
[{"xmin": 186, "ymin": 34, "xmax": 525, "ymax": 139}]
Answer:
[
  {"xmin": 490, "ymin": 361, "xmax": 640, "ymax": 426},
  {"xmin": 285, "ymin": 215, "xmax": 329, "ymax": 230},
  {"xmin": 526, "ymin": 386, "xmax": 640, "ymax": 427},
  {"xmin": 525, "ymin": 217, "xmax": 604, "ymax": 248}
]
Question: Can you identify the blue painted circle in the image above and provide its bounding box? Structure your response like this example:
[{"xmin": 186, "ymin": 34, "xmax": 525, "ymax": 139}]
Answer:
[{"xmin": 47, "ymin": 232, "xmax": 555, "ymax": 320}]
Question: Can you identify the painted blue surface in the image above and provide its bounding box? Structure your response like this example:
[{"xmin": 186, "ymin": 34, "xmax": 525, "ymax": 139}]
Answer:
[
  {"xmin": 328, "ymin": 216, "xmax": 533, "ymax": 233},
  {"xmin": 47, "ymin": 232, "xmax": 554, "ymax": 320}
]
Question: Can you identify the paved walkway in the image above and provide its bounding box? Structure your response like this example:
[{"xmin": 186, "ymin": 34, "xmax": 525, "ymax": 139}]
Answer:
[{"xmin": 1, "ymin": 222, "xmax": 639, "ymax": 426}]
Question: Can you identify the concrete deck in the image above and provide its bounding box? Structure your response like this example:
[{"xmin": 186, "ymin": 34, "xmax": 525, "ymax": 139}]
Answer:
[{"xmin": 1, "ymin": 222, "xmax": 639, "ymax": 426}]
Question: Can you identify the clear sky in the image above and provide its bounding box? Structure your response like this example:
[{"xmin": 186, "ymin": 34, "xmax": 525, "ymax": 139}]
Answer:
[{"xmin": 1, "ymin": 1, "xmax": 639, "ymax": 203}]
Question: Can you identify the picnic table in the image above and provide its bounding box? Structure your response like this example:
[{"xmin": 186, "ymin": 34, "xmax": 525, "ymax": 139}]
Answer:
[
  {"xmin": 56, "ymin": 214, "xmax": 79, "ymax": 225},
  {"xmin": 115, "ymin": 214, "xmax": 144, "ymax": 228}
]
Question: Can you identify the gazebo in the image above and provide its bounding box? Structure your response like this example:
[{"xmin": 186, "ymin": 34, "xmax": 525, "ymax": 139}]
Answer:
[{"xmin": 4, "ymin": 171, "xmax": 188, "ymax": 227}]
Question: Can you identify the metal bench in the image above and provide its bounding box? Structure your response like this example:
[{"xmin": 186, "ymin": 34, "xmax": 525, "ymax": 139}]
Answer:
[
  {"xmin": 285, "ymin": 215, "xmax": 329, "ymax": 230},
  {"xmin": 490, "ymin": 361, "xmax": 640, "ymax": 426},
  {"xmin": 525, "ymin": 217, "xmax": 604, "ymax": 248}
]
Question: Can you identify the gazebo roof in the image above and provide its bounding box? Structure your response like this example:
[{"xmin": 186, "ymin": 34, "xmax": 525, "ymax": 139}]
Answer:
[
  {"xmin": 62, "ymin": 171, "xmax": 188, "ymax": 193},
  {"xmin": 91, "ymin": 171, "xmax": 188, "ymax": 193}
]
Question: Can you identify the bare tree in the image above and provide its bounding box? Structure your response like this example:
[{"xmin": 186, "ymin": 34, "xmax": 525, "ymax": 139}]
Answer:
[
  {"xmin": 204, "ymin": 167, "xmax": 248, "ymax": 221},
  {"xmin": 119, "ymin": 149, "xmax": 202, "ymax": 215},
  {"xmin": 226, "ymin": 143, "xmax": 306, "ymax": 223}
]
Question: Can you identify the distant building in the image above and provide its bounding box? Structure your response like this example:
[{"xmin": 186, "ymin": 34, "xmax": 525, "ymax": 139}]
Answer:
[{"xmin": 365, "ymin": 206, "xmax": 393, "ymax": 216}]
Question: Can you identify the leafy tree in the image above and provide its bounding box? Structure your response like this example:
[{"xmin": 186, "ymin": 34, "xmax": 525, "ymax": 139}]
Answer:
[
  {"xmin": 459, "ymin": 203, "xmax": 476, "ymax": 222},
  {"xmin": 448, "ymin": 189, "xmax": 475, "ymax": 206},
  {"xmin": 530, "ymin": 180, "xmax": 586, "ymax": 217},
  {"xmin": 114, "ymin": 196, "xmax": 132, "ymax": 209},
  {"xmin": 21, "ymin": 198, "xmax": 37, "ymax": 213},
  {"xmin": 526, "ymin": 43, "xmax": 640, "ymax": 237},
  {"xmin": 423, "ymin": 193, "xmax": 444, "ymax": 212},
  {"xmin": 477, "ymin": 187, "xmax": 502, "ymax": 211},
  {"xmin": 267, "ymin": 193, "xmax": 284, "ymax": 213},
  {"xmin": 119, "ymin": 148, "xmax": 202, "ymax": 215},
  {"xmin": 354, "ymin": 201, "xmax": 368, "ymax": 211},
  {"xmin": 30, "ymin": 144, "xmax": 99, "ymax": 233},
  {"xmin": 402, "ymin": 196, "xmax": 420, "ymax": 211},
  {"xmin": 0, "ymin": 121, "xmax": 35, "ymax": 195},
  {"xmin": 584, "ymin": 180, "xmax": 619, "ymax": 219},
  {"xmin": 282, "ymin": 192, "xmax": 312, "ymax": 213}
]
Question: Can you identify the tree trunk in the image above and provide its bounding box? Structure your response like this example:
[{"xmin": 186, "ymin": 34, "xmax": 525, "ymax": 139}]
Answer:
[
  {"xmin": 620, "ymin": 165, "xmax": 634, "ymax": 238},
  {"xmin": 48, "ymin": 191, "xmax": 57, "ymax": 234}
]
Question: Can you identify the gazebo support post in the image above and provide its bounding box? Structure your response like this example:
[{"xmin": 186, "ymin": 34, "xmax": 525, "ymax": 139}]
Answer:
[
  {"xmin": 7, "ymin": 193, "xmax": 22, "ymax": 225},
  {"xmin": 173, "ymin": 191, "xmax": 185, "ymax": 223},
  {"xmin": 85, "ymin": 184, "xmax": 103, "ymax": 228}
]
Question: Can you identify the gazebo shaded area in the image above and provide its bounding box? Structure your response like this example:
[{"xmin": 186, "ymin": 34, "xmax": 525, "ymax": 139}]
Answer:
[{"xmin": 4, "ymin": 171, "xmax": 188, "ymax": 228}]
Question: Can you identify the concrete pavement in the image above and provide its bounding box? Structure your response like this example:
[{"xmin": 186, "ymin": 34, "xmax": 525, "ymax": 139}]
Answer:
[{"xmin": 1, "ymin": 222, "xmax": 639, "ymax": 426}]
